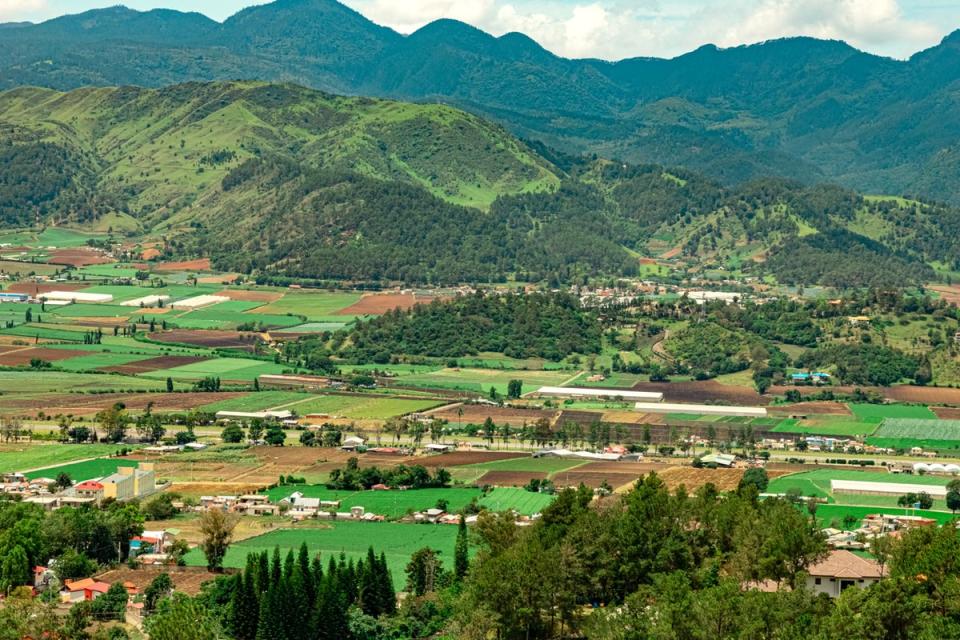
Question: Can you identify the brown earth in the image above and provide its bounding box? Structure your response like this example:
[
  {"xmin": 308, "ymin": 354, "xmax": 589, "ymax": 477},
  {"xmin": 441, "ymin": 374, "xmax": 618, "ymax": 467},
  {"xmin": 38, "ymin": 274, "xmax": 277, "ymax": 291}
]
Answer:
[
  {"xmin": 95, "ymin": 566, "xmax": 218, "ymax": 596},
  {"xmin": 431, "ymin": 405, "xmax": 558, "ymax": 427},
  {"xmin": 928, "ymin": 285, "xmax": 960, "ymax": 305},
  {"xmin": 656, "ymin": 466, "xmax": 792, "ymax": 492},
  {"xmin": 884, "ymin": 386, "xmax": 960, "ymax": 405},
  {"xmin": 599, "ymin": 411, "xmax": 665, "ymax": 425},
  {"xmin": 6, "ymin": 282, "xmax": 86, "ymax": 295},
  {"xmin": 336, "ymin": 293, "xmax": 418, "ymax": 315},
  {"xmin": 217, "ymin": 289, "xmax": 284, "ymax": 303},
  {"xmin": 631, "ymin": 380, "xmax": 767, "ymax": 405},
  {"xmin": 154, "ymin": 258, "xmax": 211, "ymax": 272},
  {"xmin": 556, "ymin": 410, "xmax": 606, "ymax": 427},
  {"xmin": 932, "ymin": 407, "xmax": 960, "ymax": 419},
  {"xmin": 100, "ymin": 355, "xmax": 208, "ymax": 374},
  {"xmin": 478, "ymin": 470, "xmax": 547, "ymax": 486},
  {"xmin": 553, "ymin": 472, "xmax": 641, "ymax": 489},
  {"xmin": 414, "ymin": 451, "xmax": 528, "ymax": 468},
  {"xmin": 660, "ymin": 247, "xmax": 682, "ymax": 259},
  {"xmin": 148, "ymin": 329, "xmax": 262, "ymax": 351},
  {"xmin": 141, "ymin": 247, "xmax": 162, "ymax": 260},
  {"xmin": 768, "ymin": 402, "xmax": 852, "ymax": 416},
  {"xmin": 47, "ymin": 248, "xmax": 112, "ymax": 267},
  {"xmin": 0, "ymin": 347, "xmax": 86, "ymax": 366},
  {"xmin": 0, "ymin": 392, "xmax": 249, "ymax": 417}
]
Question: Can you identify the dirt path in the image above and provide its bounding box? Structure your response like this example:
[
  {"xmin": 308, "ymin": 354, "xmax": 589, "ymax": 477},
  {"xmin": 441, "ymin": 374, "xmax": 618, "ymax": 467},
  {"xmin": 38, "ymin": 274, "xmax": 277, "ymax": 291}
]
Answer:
[{"xmin": 651, "ymin": 331, "xmax": 673, "ymax": 363}]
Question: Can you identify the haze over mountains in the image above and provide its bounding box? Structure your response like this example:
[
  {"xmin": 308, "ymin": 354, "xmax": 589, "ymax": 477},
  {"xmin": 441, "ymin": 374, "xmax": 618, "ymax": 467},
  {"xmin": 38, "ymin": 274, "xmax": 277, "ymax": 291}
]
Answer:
[{"xmin": 3, "ymin": 0, "xmax": 960, "ymax": 202}]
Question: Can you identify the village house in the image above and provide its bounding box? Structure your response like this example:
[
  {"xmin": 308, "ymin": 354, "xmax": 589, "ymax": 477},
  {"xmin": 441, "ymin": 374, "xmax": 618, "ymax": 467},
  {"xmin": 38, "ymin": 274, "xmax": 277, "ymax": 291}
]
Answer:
[
  {"xmin": 61, "ymin": 578, "xmax": 112, "ymax": 603},
  {"xmin": 806, "ymin": 550, "xmax": 885, "ymax": 597}
]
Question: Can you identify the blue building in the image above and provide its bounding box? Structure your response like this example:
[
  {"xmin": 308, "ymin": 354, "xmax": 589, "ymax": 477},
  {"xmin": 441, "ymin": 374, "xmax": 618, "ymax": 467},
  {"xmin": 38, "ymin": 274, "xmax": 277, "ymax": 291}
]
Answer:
[{"xmin": 0, "ymin": 292, "xmax": 28, "ymax": 303}]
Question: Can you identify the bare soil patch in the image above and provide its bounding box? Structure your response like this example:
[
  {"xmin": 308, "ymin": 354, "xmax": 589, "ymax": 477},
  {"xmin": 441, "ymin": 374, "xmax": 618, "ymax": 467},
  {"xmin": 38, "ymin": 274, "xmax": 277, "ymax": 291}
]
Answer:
[
  {"xmin": 154, "ymin": 258, "xmax": 211, "ymax": 272},
  {"xmin": 47, "ymin": 248, "xmax": 112, "ymax": 267},
  {"xmin": 632, "ymin": 380, "xmax": 767, "ymax": 405},
  {"xmin": 553, "ymin": 471, "xmax": 639, "ymax": 489},
  {"xmin": 768, "ymin": 402, "xmax": 852, "ymax": 416},
  {"xmin": 217, "ymin": 290, "xmax": 284, "ymax": 303},
  {"xmin": 600, "ymin": 411, "xmax": 664, "ymax": 425},
  {"xmin": 884, "ymin": 386, "xmax": 960, "ymax": 405},
  {"xmin": 479, "ymin": 470, "xmax": 547, "ymax": 486},
  {"xmin": 657, "ymin": 466, "xmax": 791, "ymax": 492},
  {"xmin": 928, "ymin": 285, "xmax": 960, "ymax": 305},
  {"xmin": 556, "ymin": 410, "xmax": 605, "ymax": 427},
  {"xmin": 0, "ymin": 347, "xmax": 85, "ymax": 366},
  {"xmin": 6, "ymin": 282, "xmax": 85, "ymax": 295},
  {"xmin": 932, "ymin": 407, "xmax": 960, "ymax": 419},
  {"xmin": 95, "ymin": 566, "xmax": 216, "ymax": 596},
  {"xmin": 336, "ymin": 293, "xmax": 417, "ymax": 315},
  {"xmin": 149, "ymin": 329, "xmax": 262, "ymax": 351},
  {"xmin": 415, "ymin": 451, "xmax": 528, "ymax": 468},
  {"xmin": 199, "ymin": 273, "xmax": 240, "ymax": 284},
  {"xmin": 0, "ymin": 392, "xmax": 248, "ymax": 417},
  {"xmin": 141, "ymin": 247, "xmax": 162, "ymax": 260},
  {"xmin": 101, "ymin": 355, "xmax": 207, "ymax": 374}
]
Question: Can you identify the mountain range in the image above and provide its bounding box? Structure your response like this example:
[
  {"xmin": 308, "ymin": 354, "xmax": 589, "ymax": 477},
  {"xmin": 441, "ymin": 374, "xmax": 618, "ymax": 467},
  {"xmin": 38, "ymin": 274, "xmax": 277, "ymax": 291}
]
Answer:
[
  {"xmin": 2, "ymin": 81, "xmax": 959, "ymax": 288},
  {"xmin": 3, "ymin": 0, "xmax": 960, "ymax": 202}
]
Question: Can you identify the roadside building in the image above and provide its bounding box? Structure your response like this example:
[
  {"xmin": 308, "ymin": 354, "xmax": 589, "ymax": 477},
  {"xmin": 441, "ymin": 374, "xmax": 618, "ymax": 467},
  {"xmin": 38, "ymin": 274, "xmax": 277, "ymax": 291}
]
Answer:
[
  {"xmin": 61, "ymin": 579, "xmax": 112, "ymax": 603},
  {"xmin": 75, "ymin": 481, "xmax": 104, "ymax": 500}
]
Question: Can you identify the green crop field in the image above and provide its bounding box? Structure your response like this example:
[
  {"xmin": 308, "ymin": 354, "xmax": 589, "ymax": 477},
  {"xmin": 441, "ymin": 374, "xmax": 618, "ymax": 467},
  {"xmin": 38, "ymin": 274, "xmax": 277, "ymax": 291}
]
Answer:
[
  {"xmin": 168, "ymin": 310, "xmax": 303, "ymax": 330},
  {"xmin": 849, "ymin": 404, "xmax": 936, "ymax": 420},
  {"xmin": 0, "ymin": 260, "xmax": 61, "ymax": 276},
  {"xmin": 274, "ymin": 395, "xmax": 445, "ymax": 420},
  {"xmin": 201, "ymin": 392, "xmax": 313, "ymax": 413},
  {"xmin": 464, "ymin": 457, "xmax": 587, "ymax": 474},
  {"xmin": 54, "ymin": 352, "xmax": 154, "ymax": 372},
  {"xmin": 183, "ymin": 522, "xmax": 460, "ymax": 588},
  {"xmin": 0, "ymin": 371, "xmax": 166, "ymax": 393},
  {"xmin": 771, "ymin": 419, "xmax": 879, "ymax": 437},
  {"xmin": 255, "ymin": 291, "xmax": 362, "ymax": 321},
  {"xmin": 24, "ymin": 456, "xmax": 139, "ymax": 481},
  {"xmin": 0, "ymin": 323, "xmax": 90, "ymax": 342},
  {"xmin": 49, "ymin": 304, "xmax": 136, "ymax": 319},
  {"xmin": 479, "ymin": 487, "xmax": 555, "ymax": 514},
  {"xmin": 0, "ymin": 444, "xmax": 132, "ymax": 474},
  {"xmin": 874, "ymin": 418, "xmax": 960, "ymax": 441},
  {"xmin": 865, "ymin": 437, "xmax": 960, "ymax": 452},
  {"xmin": 140, "ymin": 357, "xmax": 293, "ymax": 382}
]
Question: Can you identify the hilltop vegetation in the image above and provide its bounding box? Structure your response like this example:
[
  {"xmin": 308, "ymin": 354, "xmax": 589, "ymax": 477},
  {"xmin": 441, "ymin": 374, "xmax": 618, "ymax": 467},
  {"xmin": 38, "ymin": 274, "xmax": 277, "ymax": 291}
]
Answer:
[
  {"xmin": 1, "ymin": 82, "xmax": 960, "ymax": 286},
  {"xmin": 4, "ymin": 1, "xmax": 960, "ymax": 202}
]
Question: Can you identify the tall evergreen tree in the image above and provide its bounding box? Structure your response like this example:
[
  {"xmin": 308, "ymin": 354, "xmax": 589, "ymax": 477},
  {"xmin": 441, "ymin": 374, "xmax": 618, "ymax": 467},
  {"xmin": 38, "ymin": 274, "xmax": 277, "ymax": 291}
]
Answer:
[
  {"xmin": 230, "ymin": 570, "xmax": 259, "ymax": 640},
  {"xmin": 454, "ymin": 515, "xmax": 469, "ymax": 580}
]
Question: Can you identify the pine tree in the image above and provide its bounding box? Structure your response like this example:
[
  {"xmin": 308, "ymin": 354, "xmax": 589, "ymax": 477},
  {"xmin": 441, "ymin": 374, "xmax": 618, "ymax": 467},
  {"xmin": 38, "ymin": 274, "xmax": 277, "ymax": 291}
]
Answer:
[
  {"xmin": 270, "ymin": 547, "xmax": 282, "ymax": 586},
  {"xmin": 298, "ymin": 543, "xmax": 315, "ymax": 605},
  {"xmin": 230, "ymin": 570, "xmax": 259, "ymax": 640},
  {"xmin": 377, "ymin": 551, "xmax": 395, "ymax": 615},
  {"xmin": 454, "ymin": 514, "xmax": 469, "ymax": 580},
  {"xmin": 313, "ymin": 576, "xmax": 349, "ymax": 640},
  {"xmin": 283, "ymin": 549, "xmax": 295, "ymax": 580},
  {"xmin": 257, "ymin": 551, "xmax": 270, "ymax": 595},
  {"xmin": 255, "ymin": 583, "xmax": 283, "ymax": 640},
  {"xmin": 358, "ymin": 548, "xmax": 379, "ymax": 616}
]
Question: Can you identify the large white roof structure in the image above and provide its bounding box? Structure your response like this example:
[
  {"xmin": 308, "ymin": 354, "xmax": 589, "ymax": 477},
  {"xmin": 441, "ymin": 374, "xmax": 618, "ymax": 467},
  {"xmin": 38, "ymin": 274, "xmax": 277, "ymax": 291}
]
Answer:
[
  {"xmin": 831, "ymin": 479, "xmax": 947, "ymax": 498},
  {"xmin": 41, "ymin": 291, "xmax": 113, "ymax": 303},
  {"xmin": 634, "ymin": 402, "xmax": 767, "ymax": 417},
  {"xmin": 171, "ymin": 295, "xmax": 228, "ymax": 309},
  {"xmin": 120, "ymin": 295, "xmax": 170, "ymax": 307},
  {"xmin": 536, "ymin": 386, "xmax": 663, "ymax": 401}
]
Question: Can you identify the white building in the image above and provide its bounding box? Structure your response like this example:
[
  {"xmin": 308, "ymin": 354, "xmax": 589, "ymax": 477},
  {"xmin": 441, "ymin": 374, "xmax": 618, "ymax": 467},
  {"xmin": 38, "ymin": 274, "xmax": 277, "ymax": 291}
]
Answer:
[
  {"xmin": 634, "ymin": 402, "xmax": 767, "ymax": 417},
  {"xmin": 40, "ymin": 291, "xmax": 113, "ymax": 303},
  {"xmin": 536, "ymin": 386, "xmax": 663, "ymax": 402},
  {"xmin": 171, "ymin": 295, "xmax": 229, "ymax": 309},
  {"xmin": 120, "ymin": 295, "xmax": 170, "ymax": 308},
  {"xmin": 806, "ymin": 550, "xmax": 885, "ymax": 597}
]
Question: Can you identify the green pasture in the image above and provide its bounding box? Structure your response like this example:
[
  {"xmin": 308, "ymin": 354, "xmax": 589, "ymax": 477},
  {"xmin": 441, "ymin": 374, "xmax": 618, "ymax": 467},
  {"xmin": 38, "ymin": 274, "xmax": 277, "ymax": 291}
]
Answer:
[
  {"xmin": 169, "ymin": 309, "xmax": 303, "ymax": 330},
  {"xmin": 772, "ymin": 418, "xmax": 879, "ymax": 437},
  {"xmin": 274, "ymin": 322, "xmax": 350, "ymax": 334},
  {"xmin": 255, "ymin": 291, "xmax": 362, "ymax": 321},
  {"xmin": 849, "ymin": 404, "xmax": 936, "ymax": 420},
  {"xmin": 140, "ymin": 357, "xmax": 292, "ymax": 382},
  {"xmin": 479, "ymin": 487, "xmax": 555, "ymax": 514},
  {"xmin": 0, "ymin": 444, "xmax": 131, "ymax": 474},
  {"xmin": 272, "ymin": 487, "xmax": 482, "ymax": 519},
  {"xmin": 24, "ymin": 457, "xmax": 139, "ymax": 481},
  {"xmin": 464, "ymin": 457, "xmax": 586, "ymax": 474},
  {"xmin": 273, "ymin": 395, "xmax": 445, "ymax": 420},
  {"xmin": 865, "ymin": 437, "xmax": 960, "ymax": 452},
  {"xmin": 54, "ymin": 352, "xmax": 154, "ymax": 372},
  {"xmin": 814, "ymin": 505, "xmax": 957, "ymax": 530},
  {"xmin": 183, "ymin": 522, "xmax": 461, "ymax": 588},
  {"xmin": 201, "ymin": 392, "xmax": 312, "ymax": 413},
  {"xmin": 768, "ymin": 469, "xmax": 953, "ymax": 503},
  {"xmin": 0, "ymin": 323, "xmax": 90, "ymax": 342},
  {"xmin": 47, "ymin": 304, "xmax": 135, "ymax": 319}
]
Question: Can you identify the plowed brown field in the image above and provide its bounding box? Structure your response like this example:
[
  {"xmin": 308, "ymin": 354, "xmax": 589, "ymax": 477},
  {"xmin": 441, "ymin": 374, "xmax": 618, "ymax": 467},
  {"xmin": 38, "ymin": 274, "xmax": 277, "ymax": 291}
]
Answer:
[
  {"xmin": 632, "ymin": 380, "xmax": 767, "ymax": 405},
  {"xmin": 0, "ymin": 347, "xmax": 85, "ymax": 366},
  {"xmin": 101, "ymin": 355, "xmax": 207, "ymax": 374},
  {"xmin": 336, "ymin": 293, "xmax": 417, "ymax": 315}
]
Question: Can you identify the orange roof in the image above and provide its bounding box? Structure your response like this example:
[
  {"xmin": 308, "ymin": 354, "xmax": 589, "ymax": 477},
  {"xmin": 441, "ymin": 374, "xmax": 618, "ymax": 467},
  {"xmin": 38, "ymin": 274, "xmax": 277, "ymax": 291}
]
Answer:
[
  {"xmin": 807, "ymin": 550, "xmax": 885, "ymax": 580},
  {"xmin": 64, "ymin": 578, "xmax": 111, "ymax": 593},
  {"xmin": 76, "ymin": 481, "xmax": 104, "ymax": 490}
]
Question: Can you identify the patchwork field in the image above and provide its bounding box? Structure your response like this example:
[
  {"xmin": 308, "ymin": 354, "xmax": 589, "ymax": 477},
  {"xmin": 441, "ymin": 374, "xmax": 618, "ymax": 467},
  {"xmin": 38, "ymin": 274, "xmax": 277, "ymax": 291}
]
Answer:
[
  {"xmin": 266, "ymin": 486, "xmax": 483, "ymax": 518},
  {"xmin": 0, "ymin": 444, "xmax": 132, "ymax": 474}
]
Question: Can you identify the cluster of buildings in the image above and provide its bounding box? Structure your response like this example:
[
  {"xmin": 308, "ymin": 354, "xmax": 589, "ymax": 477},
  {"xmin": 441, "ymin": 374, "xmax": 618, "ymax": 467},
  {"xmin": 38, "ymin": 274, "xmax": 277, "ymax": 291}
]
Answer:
[{"xmin": 18, "ymin": 463, "xmax": 157, "ymax": 509}]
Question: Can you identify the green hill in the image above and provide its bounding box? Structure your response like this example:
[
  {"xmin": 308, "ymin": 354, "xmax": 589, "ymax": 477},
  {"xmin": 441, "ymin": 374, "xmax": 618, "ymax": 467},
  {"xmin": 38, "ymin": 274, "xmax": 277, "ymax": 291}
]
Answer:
[
  {"xmin": 4, "ymin": 1, "xmax": 960, "ymax": 202},
  {"xmin": 1, "ymin": 81, "xmax": 960, "ymax": 287}
]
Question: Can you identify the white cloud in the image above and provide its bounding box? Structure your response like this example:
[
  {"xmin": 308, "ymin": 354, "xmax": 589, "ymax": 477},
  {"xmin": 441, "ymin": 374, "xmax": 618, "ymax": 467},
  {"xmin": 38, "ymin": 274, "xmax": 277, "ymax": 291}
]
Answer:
[
  {"xmin": 343, "ymin": 0, "xmax": 956, "ymax": 60},
  {"xmin": 0, "ymin": 0, "xmax": 46, "ymax": 20}
]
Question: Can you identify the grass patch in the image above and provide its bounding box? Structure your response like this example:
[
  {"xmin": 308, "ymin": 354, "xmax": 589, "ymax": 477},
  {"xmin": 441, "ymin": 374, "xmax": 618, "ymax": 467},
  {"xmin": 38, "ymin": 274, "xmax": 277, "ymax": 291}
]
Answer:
[
  {"xmin": 25, "ymin": 456, "xmax": 139, "ymax": 481},
  {"xmin": 0, "ymin": 444, "xmax": 130, "ymax": 474},
  {"xmin": 849, "ymin": 404, "xmax": 935, "ymax": 420},
  {"xmin": 273, "ymin": 395, "xmax": 445, "ymax": 420},
  {"xmin": 478, "ymin": 487, "xmax": 555, "ymax": 515}
]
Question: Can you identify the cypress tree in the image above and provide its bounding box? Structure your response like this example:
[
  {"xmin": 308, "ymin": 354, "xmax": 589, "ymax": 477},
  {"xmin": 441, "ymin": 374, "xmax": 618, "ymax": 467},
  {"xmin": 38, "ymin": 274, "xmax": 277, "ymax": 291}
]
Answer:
[
  {"xmin": 454, "ymin": 514, "xmax": 469, "ymax": 580},
  {"xmin": 298, "ymin": 544, "xmax": 315, "ymax": 610},
  {"xmin": 230, "ymin": 570, "xmax": 259, "ymax": 640},
  {"xmin": 313, "ymin": 576, "xmax": 349, "ymax": 640},
  {"xmin": 358, "ymin": 548, "xmax": 379, "ymax": 616},
  {"xmin": 270, "ymin": 547, "xmax": 282, "ymax": 586},
  {"xmin": 255, "ymin": 583, "xmax": 283, "ymax": 640},
  {"xmin": 283, "ymin": 549, "xmax": 295, "ymax": 580},
  {"xmin": 377, "ymin": 551, "xmax": 395, "ymax": 615},
  {"xmin": 257, "ymin": 551, "xmax": 270, "ymax": 594}
]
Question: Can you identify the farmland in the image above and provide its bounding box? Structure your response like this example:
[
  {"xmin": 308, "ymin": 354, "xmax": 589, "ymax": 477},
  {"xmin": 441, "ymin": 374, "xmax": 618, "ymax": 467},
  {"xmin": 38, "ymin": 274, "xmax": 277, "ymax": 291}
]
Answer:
[
  {"xmin": 183, "ymin": 522, "xmax": 461, "ymax": 588},
  {"xmin": 0, "ymin": 443, "xmax": 131, "ymax": 474}
]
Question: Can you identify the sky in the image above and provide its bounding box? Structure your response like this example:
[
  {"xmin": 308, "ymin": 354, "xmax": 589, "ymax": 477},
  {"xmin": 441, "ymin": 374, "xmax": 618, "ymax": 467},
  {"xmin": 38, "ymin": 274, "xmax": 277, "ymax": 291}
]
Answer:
[{"xmin": 2, "ymin": 0, "xmax": 960, "ymax": 60}]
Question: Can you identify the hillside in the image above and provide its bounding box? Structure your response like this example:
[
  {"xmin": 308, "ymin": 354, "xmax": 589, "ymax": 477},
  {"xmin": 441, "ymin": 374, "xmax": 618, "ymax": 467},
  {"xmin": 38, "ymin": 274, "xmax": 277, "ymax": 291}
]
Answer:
[
  {"xmin": 1, "ymin": 81, "xmax": 959, "ymax": 286},
  {"xmin": 3, "ymin": 1, "xmax": 960, "ymax": 201}
]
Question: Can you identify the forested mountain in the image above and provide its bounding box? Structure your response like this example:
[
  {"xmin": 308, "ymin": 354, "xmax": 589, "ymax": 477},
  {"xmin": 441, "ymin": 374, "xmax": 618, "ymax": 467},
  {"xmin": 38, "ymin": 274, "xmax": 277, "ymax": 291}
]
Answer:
[
  {"xmin": 1, "ymin": 81, "xmax": 959, "ymax": 287},
  {"xmin": 3, "ymin": 0, "xmax": 960, "ymax": 201}
]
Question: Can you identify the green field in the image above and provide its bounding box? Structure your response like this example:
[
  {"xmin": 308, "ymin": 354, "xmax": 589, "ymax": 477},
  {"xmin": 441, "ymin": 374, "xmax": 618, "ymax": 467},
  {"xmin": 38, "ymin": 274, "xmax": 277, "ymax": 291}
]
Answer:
[
  {"xmin": 140, "ymin": 357, "xmax": 293, "ymax": 382},
  {"xmin": 874, "ymin": 418, "xmax": 960, "ymax": 441},
  {"xmin": 267, "ymin": 486, "xmax": 482, "ymax": 518},
  {"xmin": 849, "ymin": 404, "xmax": 936, "ymax": 420},
  {"xmin": 814, "ymin": 505, "xmax": 958, "ymax": 530},
  {"xmin": 0, "ymin": 444, "xmax": 131, "ymax": 474},
  {"xmin": 771, "ymin": 418, "xmax": 879, "ymax": 437},
  {"xmin": 24, "ymin": 456, "xmax": 139, "ymax": 481},
  {"xmin": 255, "ymin": 291, "xmax": 361, "ymax": 321},
  {"xmin": 183, "ymin": 522, "xmax": 460, "ymax": 588},
  {"xmin": 201, "ymin": 391, "xmax": 312, "ymax": 413},
  {"xmin": 0, "ymin": 323, "xmax": 90, "ymax": 342},
  {"xmin": 464, "ymin": 457, "xmax": 587, "ymax": 474},
  {"xmin": 768, "ymin": 469, "xmax": 953, "ymax": 504},
  {"xmin": 54, "ymin": 352, "xmax": 153, "ymax": 372},
  {"xmin": 478, "ymin": 487, "xmax": 555, "ymax": 514},
  {"xmin": 865, "ymin": 437, "xmax": 960, "ymax": 452},
  {"xmin": 273, "ymin": 394, "xmax": 444, "ymax": 420}
]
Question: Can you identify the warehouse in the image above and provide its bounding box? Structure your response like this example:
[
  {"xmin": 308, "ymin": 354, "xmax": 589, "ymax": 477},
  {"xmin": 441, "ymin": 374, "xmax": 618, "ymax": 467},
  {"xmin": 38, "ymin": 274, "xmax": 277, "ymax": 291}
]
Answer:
[
  {"xmin": 830, "ymin": 479, "xmax": 948, "ymax": 498},
  {"xmin": 0, "ymin": 292, "xmax": 28, "ymax": 303},
  {"xmin": 535, "ymin": 386, "xmax": 663, "ymax": 401},
  {"xmin": 40, "ymin": 291, "xmax": 113, "ymax": 303},
  {"xmin": 634, "ymin": 402, "xmax": 767, "ymax": 417}
]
